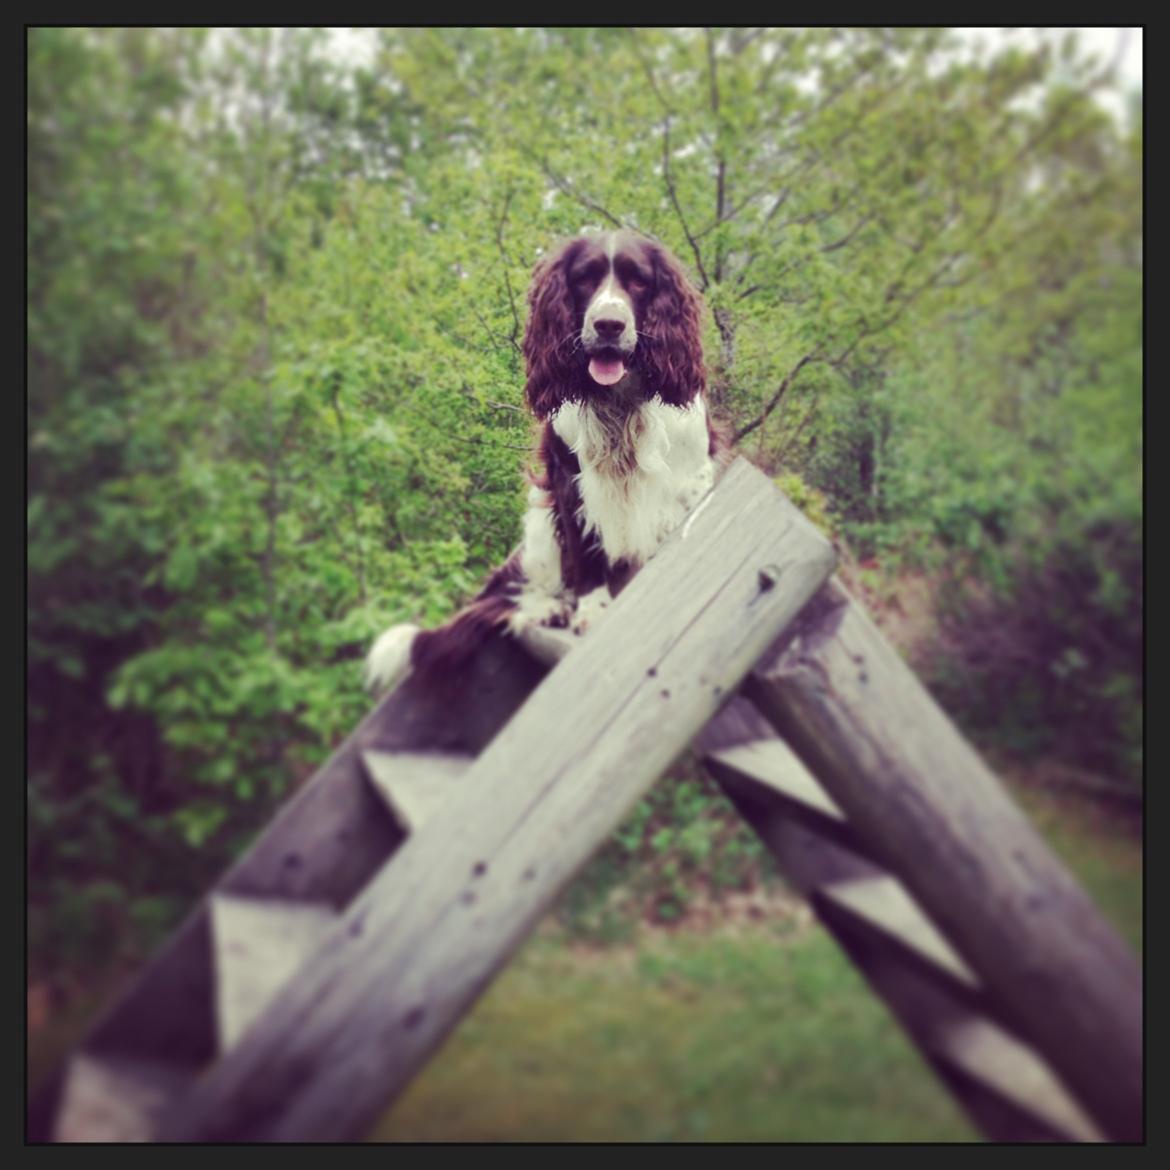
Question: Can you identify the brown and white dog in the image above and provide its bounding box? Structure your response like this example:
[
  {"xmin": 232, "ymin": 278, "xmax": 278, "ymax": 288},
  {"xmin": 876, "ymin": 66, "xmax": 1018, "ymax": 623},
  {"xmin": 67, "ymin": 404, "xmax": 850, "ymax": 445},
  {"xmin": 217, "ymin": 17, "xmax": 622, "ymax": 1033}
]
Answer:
[{"xmin": 366, "ymin": 230, "xmax": 728, "ymax": 691}]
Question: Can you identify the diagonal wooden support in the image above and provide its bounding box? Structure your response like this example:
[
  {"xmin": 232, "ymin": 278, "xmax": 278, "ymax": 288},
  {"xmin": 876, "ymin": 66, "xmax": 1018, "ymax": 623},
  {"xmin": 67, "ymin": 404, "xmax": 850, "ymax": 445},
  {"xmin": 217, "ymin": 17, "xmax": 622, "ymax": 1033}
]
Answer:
[
  {"xmin": 154, "ymin": 459, "xmax": 837, "ymax": 1141},
  {"xmin": 698, "ymin": 697, "xmax": 1110, "ymax": 1143},
  {"xmin": 741, "ymin": 578, "xmax": 1142, "ymax": 1142}
]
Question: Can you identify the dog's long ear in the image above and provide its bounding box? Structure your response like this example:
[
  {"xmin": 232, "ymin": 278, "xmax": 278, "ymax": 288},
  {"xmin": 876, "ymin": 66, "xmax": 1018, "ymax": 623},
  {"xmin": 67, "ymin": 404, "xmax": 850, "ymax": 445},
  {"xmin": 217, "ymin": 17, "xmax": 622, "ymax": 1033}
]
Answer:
[
  {"xmin": 523, "ymin": 240, "xmax": 581, "ymax": 418},
  {"xmin": 642, "ymin": 243, "xmax": 706, "ymax": 406}
]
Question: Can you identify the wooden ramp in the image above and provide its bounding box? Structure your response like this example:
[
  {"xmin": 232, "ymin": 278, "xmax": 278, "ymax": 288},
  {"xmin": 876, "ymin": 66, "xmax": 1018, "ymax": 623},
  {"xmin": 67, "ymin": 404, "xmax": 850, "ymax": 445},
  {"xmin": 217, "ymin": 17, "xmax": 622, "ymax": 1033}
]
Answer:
[{"xmin": 29, "ymin": 459, "xmax": 1141, "ymax": 1143}]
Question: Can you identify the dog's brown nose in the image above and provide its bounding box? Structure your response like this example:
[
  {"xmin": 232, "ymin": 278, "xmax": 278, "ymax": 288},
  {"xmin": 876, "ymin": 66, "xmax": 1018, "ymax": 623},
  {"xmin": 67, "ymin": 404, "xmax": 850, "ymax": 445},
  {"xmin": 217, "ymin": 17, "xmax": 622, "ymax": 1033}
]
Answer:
[{"xmin": 594, "ymin": 318, "xmax": 626, "ymax": 340}]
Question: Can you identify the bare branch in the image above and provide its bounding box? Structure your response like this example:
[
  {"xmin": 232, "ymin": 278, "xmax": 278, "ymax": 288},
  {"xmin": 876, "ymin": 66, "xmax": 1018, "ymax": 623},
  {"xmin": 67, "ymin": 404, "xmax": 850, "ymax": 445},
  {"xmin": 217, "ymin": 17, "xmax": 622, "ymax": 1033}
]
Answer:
[
  {"xmin": 519, "ymin": 143, "xmax": 627, "ymax": 228},
  {"xmin": 729, "ymin": 28, "xmax": 764, "ymax": 55},
  {"xmin": 628, "ymin": 30, "xmax": 674, "ymax": 115},
  {"xmin": 692, "ymin": 177, "xmax": 778, "ymax": 238},
  {"xmin": 705, "ymin": 28, "xmax": 727, "ymax": 282},
  {"xmin": 775, "ymin": 390, "xmax": 823, "ymax": 463},
  {"xmin": 494, "ymin": 188, "xmax": 523, "ymax": 360},
  {"xmin": 661, "ymin": 118, "xmax": 710, "ymax": 290},
  {"xmin": 705, "ymin": 28, "xmax": 721, "ymax": 117},
  {"xmin": 448, "ymin": 433, "xmax": 532, "ymax": 453},
  {"xmin": 471, "ymin": 306, "xmax": 508, "ymax": 354},
  {"xmin": 734, "ymin": 352, "xmax": 819, "ymax": 442},
  {"xmin": 457, "ymin": 383, "xmax": 527, "ymax": 416},
  {"xmin": 820, "ymin": 213, "xmax": 873, "ymax": 253}
]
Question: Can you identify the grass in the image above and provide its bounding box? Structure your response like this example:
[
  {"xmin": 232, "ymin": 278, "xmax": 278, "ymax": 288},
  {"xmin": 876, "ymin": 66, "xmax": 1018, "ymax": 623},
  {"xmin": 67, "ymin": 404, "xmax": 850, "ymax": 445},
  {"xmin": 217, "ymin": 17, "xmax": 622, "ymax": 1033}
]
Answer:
[
  {"xmin": 28, "ymin": 761, "xmax": 1141, "ymax": 1144},
  {"xmin": 368, "ymin": 924, "xmax": 977, "ymax": 1143},
  {"xmin": 1007, "ymin": 781, "xmax": 1143, "ymax": 953},
  {"xmin": 367, "ymin": 768, "xmax": 1142, "ymax": 1143}
]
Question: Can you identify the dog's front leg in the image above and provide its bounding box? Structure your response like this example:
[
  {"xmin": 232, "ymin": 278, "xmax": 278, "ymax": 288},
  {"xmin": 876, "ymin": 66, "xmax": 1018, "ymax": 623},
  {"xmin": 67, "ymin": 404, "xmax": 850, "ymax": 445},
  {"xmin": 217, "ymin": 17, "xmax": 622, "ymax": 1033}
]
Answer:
[{"xmin": 507, "ymin": 487, "xmax": 573, "ymax": 634}]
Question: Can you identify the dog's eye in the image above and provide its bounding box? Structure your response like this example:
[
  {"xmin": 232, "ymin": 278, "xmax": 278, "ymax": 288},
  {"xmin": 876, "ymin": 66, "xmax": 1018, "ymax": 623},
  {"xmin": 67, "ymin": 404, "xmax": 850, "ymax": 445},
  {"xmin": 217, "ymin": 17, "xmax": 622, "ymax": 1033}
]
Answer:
[{"xmin": 627, "ymin": 276, "xmax": 648, "ymax": 292}]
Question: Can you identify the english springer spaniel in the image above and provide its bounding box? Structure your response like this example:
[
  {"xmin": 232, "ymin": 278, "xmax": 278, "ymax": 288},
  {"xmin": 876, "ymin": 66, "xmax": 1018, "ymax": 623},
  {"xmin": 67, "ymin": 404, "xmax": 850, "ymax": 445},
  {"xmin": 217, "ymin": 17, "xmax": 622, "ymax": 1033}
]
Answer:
[{"xmin": 366, "ymin": 230, "xmax": 728, "ymax": 691}]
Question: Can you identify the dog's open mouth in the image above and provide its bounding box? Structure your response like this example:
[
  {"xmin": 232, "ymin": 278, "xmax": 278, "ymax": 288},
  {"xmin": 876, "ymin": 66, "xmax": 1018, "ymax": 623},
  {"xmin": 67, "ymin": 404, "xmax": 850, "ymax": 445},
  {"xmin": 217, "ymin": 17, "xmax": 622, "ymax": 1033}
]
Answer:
[{"xmin": 587, "ymin": 348, "xmax": 628, "ymax": 387}]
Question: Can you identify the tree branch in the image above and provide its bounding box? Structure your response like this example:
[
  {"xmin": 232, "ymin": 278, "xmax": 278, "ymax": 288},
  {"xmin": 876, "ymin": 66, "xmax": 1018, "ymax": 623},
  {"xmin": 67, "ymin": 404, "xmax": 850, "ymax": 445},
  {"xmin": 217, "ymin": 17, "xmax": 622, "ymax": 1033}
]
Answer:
[
  {"xmin": 820, "ymin": 213, "xmax": 873, "ymax": 253},
  {"xmin": 629, "ymin": 30, "xmax": 674, "ymax": 116},
  {"xmin": 734, "ymin": 352, "xmax": 819, "ymax": 442},
  {"xmin": 519, "ymin": 143, "xmax": 627, "ymax": 228},
  {"xmin": 494, "ymin": 188, "xmax": 523, "ymax": 362},
  {"xmin": 661, "ymin": 118, "xmax": 710, "ymax": 290},
  {"xmin": 705, "ymin": 28, "xmax": 727, "ymax": 282}
]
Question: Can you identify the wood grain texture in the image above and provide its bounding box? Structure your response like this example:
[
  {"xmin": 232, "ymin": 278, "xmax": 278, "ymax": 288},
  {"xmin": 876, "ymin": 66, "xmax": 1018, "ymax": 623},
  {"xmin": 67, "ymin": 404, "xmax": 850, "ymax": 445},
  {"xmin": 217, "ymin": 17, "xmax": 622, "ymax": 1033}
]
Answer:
[
  {"xmin": 53, "ymin": 1054, "xmax": 195, "ymax": 1143},
  {"xmin": 361, "ymin": 751, "xmax": 475, "ymax": 834},
  {"xmin": 155, "ymin": 458, "xmax": 837, "ymax": 1141},
  {"xmin": 209, "ymin": 896, "xmax": 337, "ymax": 1051},
  {"xmin": 220, "ymin": 634, "xmax": 545, "ymax": 906},
  {"xmin": 704, "ymin": 737, "xmax": 870, "ymax": 860},
  {"xmin": 814, "ymin": 875, "xmax": 980, "ymax": 996},
  {"xmin": 930, "ymin": 1015, "xmax": 1102, "ymax": 1142},
  {"xmin": 744, "ymin": 576, "xmax": 1142, "ymax": 1141},
  {"xmin": 31, "ymin": 607, "xmax": 551, "ymax": 1142}
]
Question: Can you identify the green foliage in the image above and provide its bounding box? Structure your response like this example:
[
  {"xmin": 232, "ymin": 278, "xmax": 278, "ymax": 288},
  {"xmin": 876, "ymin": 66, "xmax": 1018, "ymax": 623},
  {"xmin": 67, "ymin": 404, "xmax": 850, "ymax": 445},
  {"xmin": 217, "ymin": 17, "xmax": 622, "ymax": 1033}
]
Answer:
[
  {"xmin": 28, "ymin": 28, "xmax": 1141, "ymax": 977},
  {"xmin": 555, "ymin": 760, "xmax": 772, "ymax": 940}
]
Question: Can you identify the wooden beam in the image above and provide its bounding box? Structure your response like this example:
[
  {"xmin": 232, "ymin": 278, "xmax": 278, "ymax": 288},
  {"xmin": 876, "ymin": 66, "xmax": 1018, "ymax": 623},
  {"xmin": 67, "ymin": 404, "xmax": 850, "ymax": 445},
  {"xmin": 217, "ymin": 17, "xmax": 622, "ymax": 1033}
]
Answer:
[
  {"xmin": 744, "ymin": 578, "xmax": 1142, "ymax": 1141},
  {"xmin": 814, "ymin": 875, "xmax": 981, "ymax": 1000},
  {"xmin": 53, "ymin": 1054, "xmax": 195, "ymax": 1143},
  {"xmin": 29, "ymin": 607, "xmax": 551, "ymax": 1142},
  {"xmin": 209, "ymin": 897, "xmax": 337, "ymax": 1052},
  {"xmin": 361, "ymin": 751, "xmax": 474, "ymax": 834},
  {"xmin": 702, "ymin": 703, "xmax": 1100, "ymax": 1143},
  {"xmin": 155, "ymin": 458, "xmax": 837, "ymax": 1141},
  {"xmin": 704, "ymin": 737, "xmax": 871, "ymax": 860}
]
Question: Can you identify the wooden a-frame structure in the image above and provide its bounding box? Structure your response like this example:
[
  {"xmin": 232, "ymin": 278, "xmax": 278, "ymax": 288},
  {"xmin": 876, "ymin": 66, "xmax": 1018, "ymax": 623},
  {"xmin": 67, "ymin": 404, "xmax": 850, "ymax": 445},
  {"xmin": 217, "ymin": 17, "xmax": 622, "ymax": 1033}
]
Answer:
[{"xmin": 29, "ymin": 460, "xmax": 1142, "ymax": 1143}]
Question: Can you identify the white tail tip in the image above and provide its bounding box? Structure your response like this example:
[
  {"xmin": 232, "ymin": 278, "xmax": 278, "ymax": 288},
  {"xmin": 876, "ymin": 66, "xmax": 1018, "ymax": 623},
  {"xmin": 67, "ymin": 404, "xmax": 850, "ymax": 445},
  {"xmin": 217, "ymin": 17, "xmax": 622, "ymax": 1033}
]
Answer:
[{"xmin": 365, "ymin": 623, "xmax": 420, "ymax": 693}]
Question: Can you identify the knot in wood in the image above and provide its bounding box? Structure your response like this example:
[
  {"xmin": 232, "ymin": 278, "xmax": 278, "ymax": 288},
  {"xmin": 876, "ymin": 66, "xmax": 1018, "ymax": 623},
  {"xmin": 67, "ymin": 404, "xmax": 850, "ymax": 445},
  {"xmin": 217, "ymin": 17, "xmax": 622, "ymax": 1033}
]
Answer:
[{"xmin": 758, "ymin": 564, "xmax": 782, "ymax": 591}]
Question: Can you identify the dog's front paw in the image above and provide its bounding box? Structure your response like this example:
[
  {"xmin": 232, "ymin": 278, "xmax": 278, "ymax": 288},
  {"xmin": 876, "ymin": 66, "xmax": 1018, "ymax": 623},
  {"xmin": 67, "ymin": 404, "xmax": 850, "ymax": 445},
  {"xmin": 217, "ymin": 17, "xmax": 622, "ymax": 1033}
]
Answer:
[
  {"xmin": 508, "ymin": 592, "xmax": 573, "ymax": 635},
  {"xmin": 571, "ymin": 587, "xmax": 612, "ymax": 635}
]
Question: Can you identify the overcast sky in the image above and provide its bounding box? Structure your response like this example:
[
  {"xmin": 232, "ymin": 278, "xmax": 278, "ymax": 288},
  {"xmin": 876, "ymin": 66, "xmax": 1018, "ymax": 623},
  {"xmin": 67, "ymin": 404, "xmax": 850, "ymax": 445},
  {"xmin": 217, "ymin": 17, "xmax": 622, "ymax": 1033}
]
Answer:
[
  {"xmin": 326, "ymin": 27, "xmax": 1142, "ymax": 120},
  {"xmin": 328, "ymin": 28, "xmax": 1141, "ymax": 76}
]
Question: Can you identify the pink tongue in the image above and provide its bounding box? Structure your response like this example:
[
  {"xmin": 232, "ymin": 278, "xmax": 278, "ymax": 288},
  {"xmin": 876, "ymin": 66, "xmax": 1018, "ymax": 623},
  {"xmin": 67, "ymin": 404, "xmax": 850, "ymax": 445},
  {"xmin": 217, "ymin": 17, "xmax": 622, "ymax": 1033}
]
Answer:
[{"xmin": 588, "ymin": 356, "xmax": 626, "ymax": 386}]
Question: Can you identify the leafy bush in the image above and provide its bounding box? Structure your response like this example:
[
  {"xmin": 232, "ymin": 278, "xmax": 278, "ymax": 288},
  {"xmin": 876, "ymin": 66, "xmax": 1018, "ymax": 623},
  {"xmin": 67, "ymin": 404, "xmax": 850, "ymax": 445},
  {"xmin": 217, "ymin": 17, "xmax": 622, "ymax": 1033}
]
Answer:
[{"xmin": 554, "ymin": 760, "xmax": 775, "ymax": 941}]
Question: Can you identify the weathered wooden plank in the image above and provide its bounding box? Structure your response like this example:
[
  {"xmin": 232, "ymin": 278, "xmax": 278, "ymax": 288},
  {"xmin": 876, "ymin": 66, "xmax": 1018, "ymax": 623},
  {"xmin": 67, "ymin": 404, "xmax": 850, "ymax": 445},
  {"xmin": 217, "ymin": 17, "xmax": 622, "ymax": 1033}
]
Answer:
[
  {"xmin": 516, "ymin": 622, "xmax": 578, "ymax": 667},
  {"xmin": 53, "ymin": 1054, "xmax": 195, "ymax": 1143},
  {"xmin": 929, "ymin": 1015, "xmax": 1103, "ymax": 1143},
  {"xmin": 704, "ymin": 737, "xmax": 871, "ymax": 860},
  {"xmin": 83, "ymin": 906, "xmax": 218, "ymax": 1068},
  {"xmin": 31, "ymin": 615, "xmax": 551, "ymax": 1141},
  {"xmin": 220, "ymin": 634, "xmax": 545, "ymax": 905},
  {"xmin": 815, "ymin": 875, "xmax": 980, "ymax": 998},
  {"xmin": 156, "ymin": 458, "xmax": 837, "ymax": 1141},
  {"xmin": 361, "ymin": 750, "xmax": 474, "ymax": 834},
  {"xmin": 210, "ymin": 896, "xmax": 337, "ymax": 1051},
  {"xmin": 744, "ymin": 577, "xmax": 1142, "ymax": 1141},
  {"xmin": 28, "ymin": 907, "xmax": 214, "ymax": 1141}
]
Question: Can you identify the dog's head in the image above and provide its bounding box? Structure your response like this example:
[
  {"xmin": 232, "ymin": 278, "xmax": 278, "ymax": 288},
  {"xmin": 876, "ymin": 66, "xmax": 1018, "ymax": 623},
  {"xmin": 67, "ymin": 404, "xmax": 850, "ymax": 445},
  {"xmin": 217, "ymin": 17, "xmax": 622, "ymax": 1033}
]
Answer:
[{"xmin": 522, "ymin": 231, "xmax": 706, "ymax": 418}]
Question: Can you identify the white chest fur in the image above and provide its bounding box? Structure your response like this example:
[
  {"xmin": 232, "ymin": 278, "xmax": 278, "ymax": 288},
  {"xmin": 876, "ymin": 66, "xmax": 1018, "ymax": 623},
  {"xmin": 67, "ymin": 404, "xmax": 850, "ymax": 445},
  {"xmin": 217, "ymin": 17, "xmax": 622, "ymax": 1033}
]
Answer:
[{"xmin": 552, "ymin": 395, "xmax": 715, "ymax": 565}]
